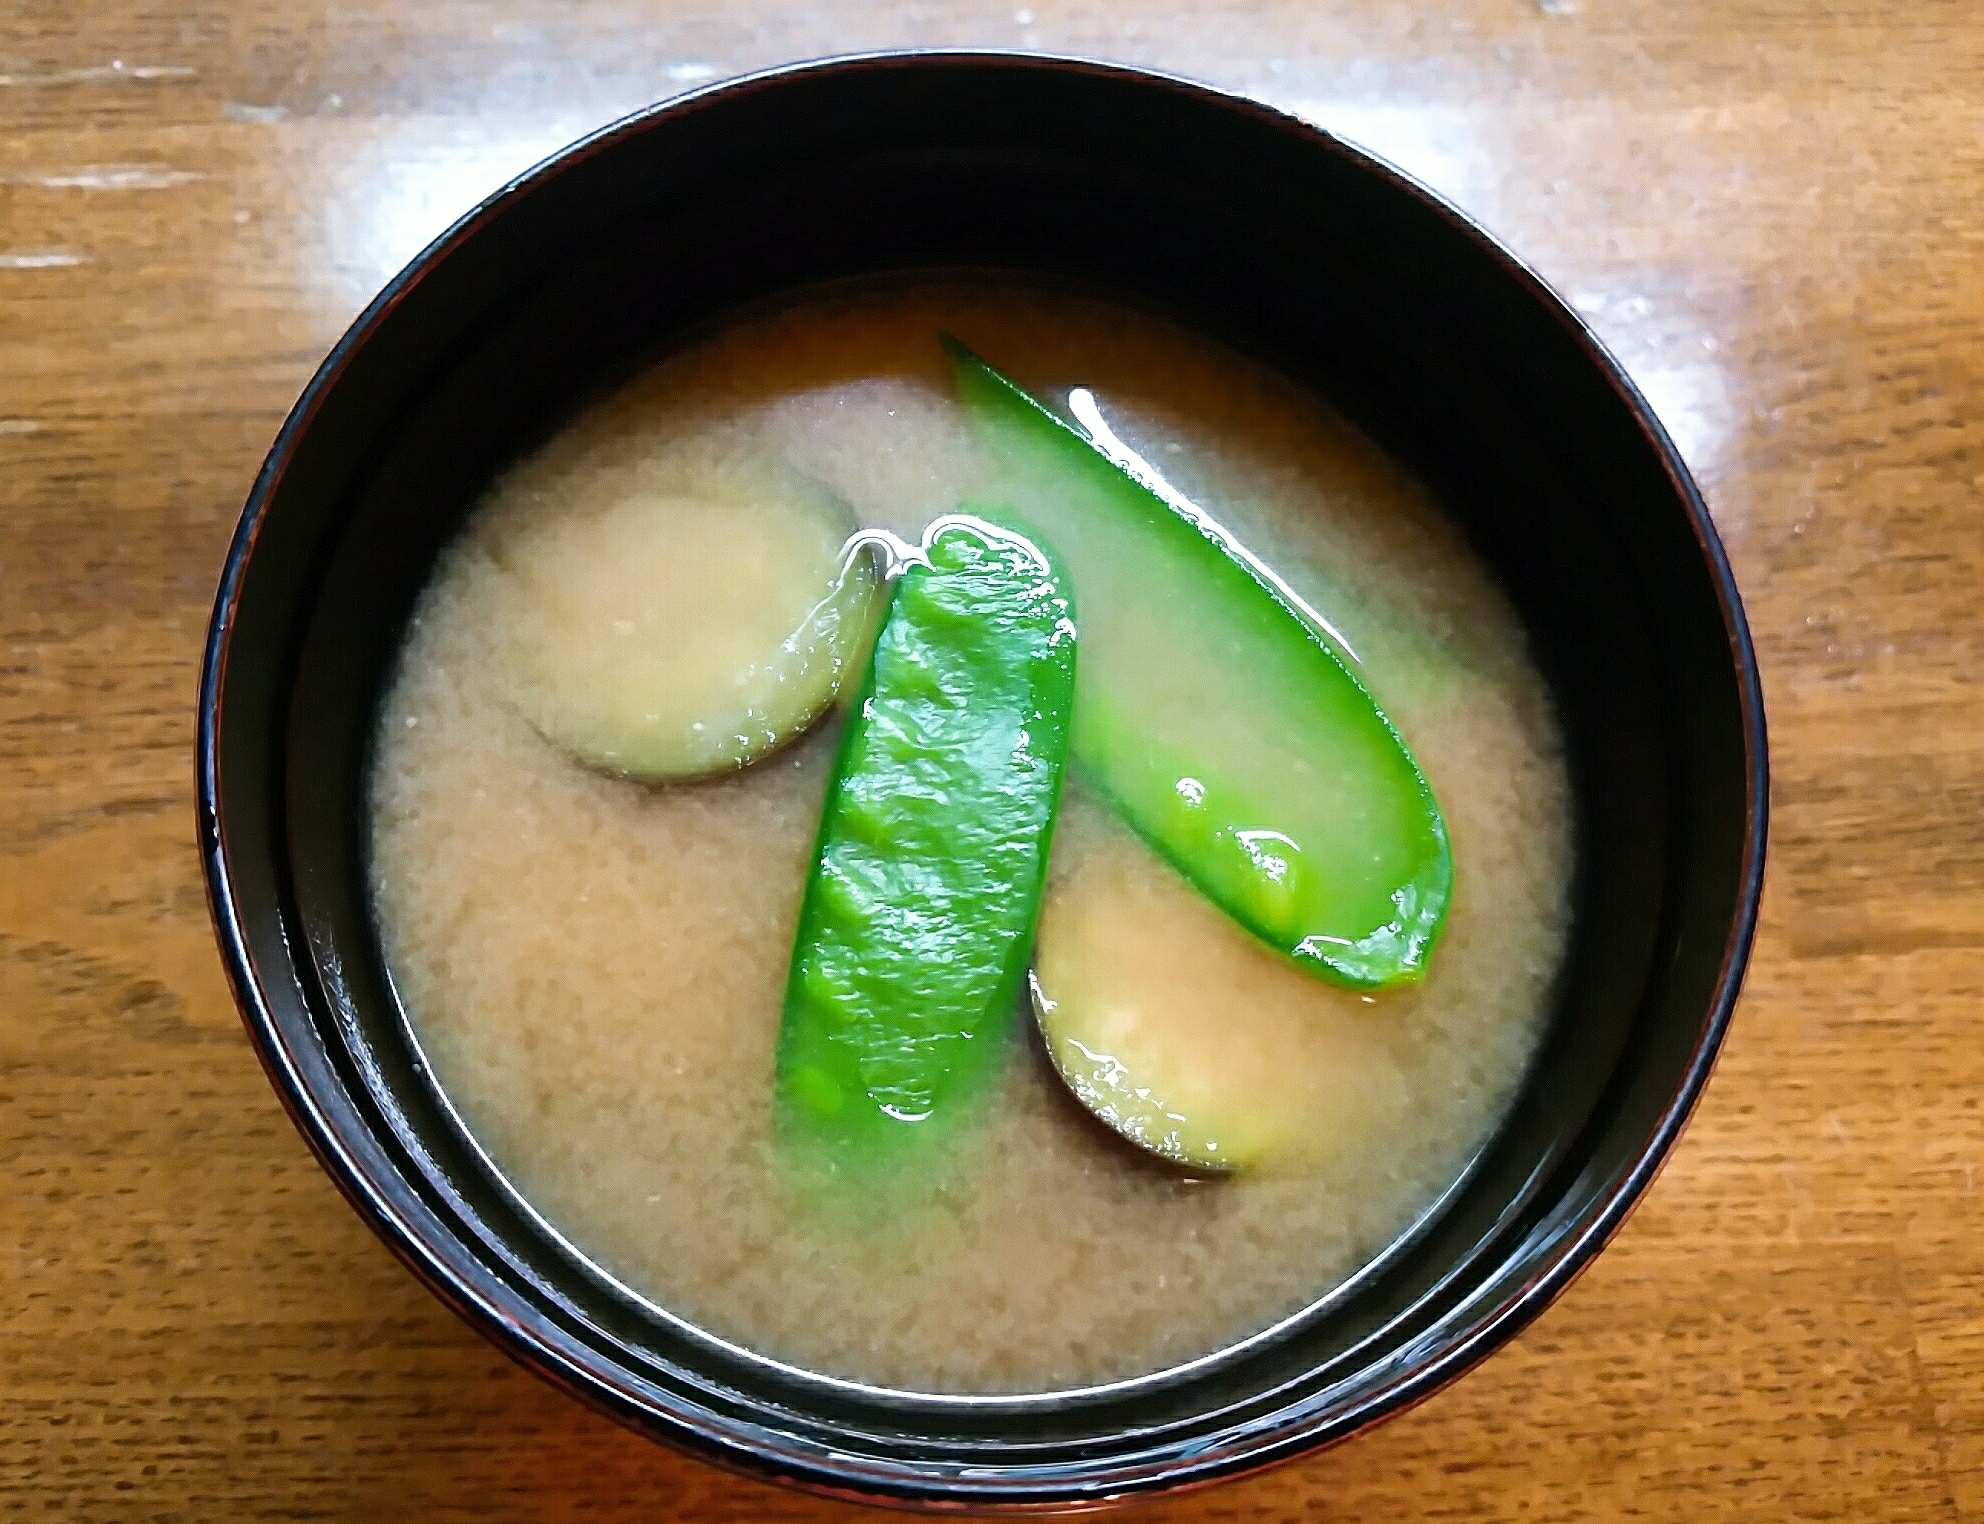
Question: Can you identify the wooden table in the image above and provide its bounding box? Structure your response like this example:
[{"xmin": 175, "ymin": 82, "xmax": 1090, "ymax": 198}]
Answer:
[{"xmin": 4, "ymin": 3, "xmax": 1978, "ymax": 1517}]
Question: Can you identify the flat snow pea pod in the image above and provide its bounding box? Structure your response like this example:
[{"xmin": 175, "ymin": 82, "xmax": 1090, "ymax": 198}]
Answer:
[
  {"xmin": 776, "ymin": 516, "xmax": 1077, "ymax": 1162},
  {"xmin": 946, "ymin": 337, "xmax": 1451, "ymax": 989}
]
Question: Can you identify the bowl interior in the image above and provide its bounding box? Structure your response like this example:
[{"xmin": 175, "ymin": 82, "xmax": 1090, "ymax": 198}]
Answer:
[{"xmin": 203, "ymin": 55, "xmax": 1762, "ymax": 1507}]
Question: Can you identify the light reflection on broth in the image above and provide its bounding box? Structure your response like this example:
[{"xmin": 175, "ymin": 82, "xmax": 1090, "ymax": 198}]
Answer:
[{"xmin": 366, "ymin": 280, "xmax": 1573, "ymax": 1394}]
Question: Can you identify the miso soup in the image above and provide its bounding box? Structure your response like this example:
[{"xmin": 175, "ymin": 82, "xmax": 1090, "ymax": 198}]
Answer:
[{"xmin": 367, "ymin": 281, "xmax": 1574, "ymax": 1394}]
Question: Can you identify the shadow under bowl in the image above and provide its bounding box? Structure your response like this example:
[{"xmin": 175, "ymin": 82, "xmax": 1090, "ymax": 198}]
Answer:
[{"xmin": 198, "ymin": 51, "xmax": 1767, "ymax": 1512}]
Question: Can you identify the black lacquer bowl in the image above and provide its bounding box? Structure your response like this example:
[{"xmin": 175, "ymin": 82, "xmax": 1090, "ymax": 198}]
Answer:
[{"xmin": 198, "ymin": 53, "xmax": 1767, "ymax": 1511}]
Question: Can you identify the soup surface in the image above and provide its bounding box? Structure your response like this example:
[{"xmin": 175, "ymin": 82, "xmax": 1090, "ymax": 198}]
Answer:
[{"xmin": 368, "ymin": 281, "xmax": 1574, "ymax": 1394}]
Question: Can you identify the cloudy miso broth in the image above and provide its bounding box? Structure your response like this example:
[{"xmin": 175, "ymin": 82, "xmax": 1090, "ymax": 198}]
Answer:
[{"xmin": 367, "ymin": 281, "xmax": 1574, "ymax": 1394}]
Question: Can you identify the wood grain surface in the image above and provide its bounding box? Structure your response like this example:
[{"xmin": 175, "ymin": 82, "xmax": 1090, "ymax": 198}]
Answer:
[{"xmin": 3, "ymin": 2, "xmax": 1980, "ymax": 1518}]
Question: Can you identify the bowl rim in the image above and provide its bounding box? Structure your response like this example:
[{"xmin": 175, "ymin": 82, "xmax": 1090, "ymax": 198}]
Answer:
[{"xmin": 197, "ymin": 47, "xmax": 1770, "ymax": 1509}]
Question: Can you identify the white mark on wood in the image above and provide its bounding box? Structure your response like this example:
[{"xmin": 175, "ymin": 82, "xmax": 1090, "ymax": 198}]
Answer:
[
  {"xmin": 0, "ymin": 60, "xmax": 195, "ymax": 86},
  {"xmin": 0, "ymin": 248, "xmax": 87, "ymax": 268},
  {"xmin": 2, "ymin": 164, "xmax": 203, "ymax": 190},
  {"xmin": 222, "ymin": 101, "xmax": 289, "ymax": 124},
  {"xmin": 0, "ymin": 419, "xmax": 41, "ymax": 435}
]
